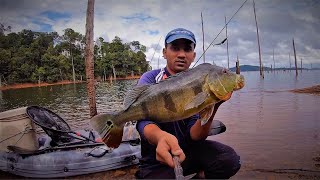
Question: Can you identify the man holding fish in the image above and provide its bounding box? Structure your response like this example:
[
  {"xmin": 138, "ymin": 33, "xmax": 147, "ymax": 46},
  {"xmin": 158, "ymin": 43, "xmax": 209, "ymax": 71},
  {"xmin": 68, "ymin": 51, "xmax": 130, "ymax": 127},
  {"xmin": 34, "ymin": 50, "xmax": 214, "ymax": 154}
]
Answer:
[
  {"xmin": 91, "ymin": 28, "xmax": 244, "ymax": 179},
  {"xmin": 135, "ymin": 28, "xmax": 241, "ymax": 179}
]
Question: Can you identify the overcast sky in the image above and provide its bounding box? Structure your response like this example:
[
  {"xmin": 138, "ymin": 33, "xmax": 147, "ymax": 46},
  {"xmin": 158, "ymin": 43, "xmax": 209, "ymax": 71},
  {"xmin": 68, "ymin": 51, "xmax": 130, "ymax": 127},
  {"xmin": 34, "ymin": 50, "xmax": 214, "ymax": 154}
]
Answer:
[{"xmin": 1, "ymin": 0, "xmax": 320, "ymax": 69}]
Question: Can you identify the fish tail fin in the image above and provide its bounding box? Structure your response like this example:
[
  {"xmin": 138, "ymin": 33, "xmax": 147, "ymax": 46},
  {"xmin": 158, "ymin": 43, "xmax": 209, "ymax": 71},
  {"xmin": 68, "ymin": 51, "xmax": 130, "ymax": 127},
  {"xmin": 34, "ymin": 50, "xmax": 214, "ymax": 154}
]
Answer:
[{"xmin": 90, "ymin": 113, "xmax": 124, "ymax": 148}]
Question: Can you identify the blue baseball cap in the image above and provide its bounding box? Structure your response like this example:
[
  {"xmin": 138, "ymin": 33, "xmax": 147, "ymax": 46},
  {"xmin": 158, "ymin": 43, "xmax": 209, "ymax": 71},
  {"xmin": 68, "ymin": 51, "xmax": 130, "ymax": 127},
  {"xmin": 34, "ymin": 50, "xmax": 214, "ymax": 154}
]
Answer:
[{"xmin": 165, "ymin": 28, "xmax": 196, "ymax": 45}]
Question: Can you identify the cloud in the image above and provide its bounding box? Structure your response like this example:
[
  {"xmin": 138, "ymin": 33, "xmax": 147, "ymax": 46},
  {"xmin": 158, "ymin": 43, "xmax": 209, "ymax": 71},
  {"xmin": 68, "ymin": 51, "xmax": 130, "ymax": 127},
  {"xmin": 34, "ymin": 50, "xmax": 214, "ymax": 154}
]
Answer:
[
  {"xmin": 121, "ymin": 13, "xmax": 158, "ymax": 23},
  {"xmin": 31, "ymin": 19, "xmax": 52, "ymax": 32},
  {"xmin": 1, "ymin": 0, "xmax": 319, "ymax": 68},
  {"xmin": 40, "ymin": 11, "xmax": 71, "ymax": 21}
]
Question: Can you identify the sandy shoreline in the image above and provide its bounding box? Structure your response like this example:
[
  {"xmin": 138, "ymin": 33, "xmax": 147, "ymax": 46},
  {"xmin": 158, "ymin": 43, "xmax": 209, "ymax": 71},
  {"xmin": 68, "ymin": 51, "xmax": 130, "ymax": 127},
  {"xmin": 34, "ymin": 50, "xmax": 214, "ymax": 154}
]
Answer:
[
  {"xmin": 0, "ymin": 80, "xmax": 83, "ymax": 91},
  {"xmin": 0, "ymin": 76, "xmax": 140, "ymax": 91}
]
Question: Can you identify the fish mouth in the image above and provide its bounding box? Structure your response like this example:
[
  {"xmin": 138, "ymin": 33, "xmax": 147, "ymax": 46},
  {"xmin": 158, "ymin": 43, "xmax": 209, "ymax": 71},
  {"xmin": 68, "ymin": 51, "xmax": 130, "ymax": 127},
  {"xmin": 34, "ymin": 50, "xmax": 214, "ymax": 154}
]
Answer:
[
  {"xmin": 220, "ymin": 92, "xmax": 233, "ymax": 101},
  {"xmin": 235, "ymin": 75, "xmax": 245, "ymax": 90}
]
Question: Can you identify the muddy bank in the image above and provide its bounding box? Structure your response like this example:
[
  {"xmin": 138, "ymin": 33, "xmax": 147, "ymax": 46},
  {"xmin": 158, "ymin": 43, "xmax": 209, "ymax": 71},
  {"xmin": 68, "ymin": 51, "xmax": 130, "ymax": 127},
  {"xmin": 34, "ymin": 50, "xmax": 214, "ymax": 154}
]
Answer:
[
  {"xmin": 0, "ymin": 165, "xmax": 138, "ymax": 179},
  {"xmin": 2, "ymin": 162, "xmax": 320, "ymax": 179},
  {"xmin": 1, "ymin": 151, "xmax": 320, "ymax": 179},
  {"xmin": 290, "ymin": 84, "xmax": 320, "ymax": 95}
]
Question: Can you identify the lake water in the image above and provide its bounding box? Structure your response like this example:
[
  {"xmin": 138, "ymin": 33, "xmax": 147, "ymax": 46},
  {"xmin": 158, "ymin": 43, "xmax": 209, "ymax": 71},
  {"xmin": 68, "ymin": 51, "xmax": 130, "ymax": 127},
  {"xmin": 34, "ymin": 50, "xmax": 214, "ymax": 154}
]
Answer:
[
  {"xmin": 1, "ymin": 70, "xmax": 320, "ymax": 179},
  {"xmin": 210, "ymin": 70, "xmax": 320, "ymax": 179}
]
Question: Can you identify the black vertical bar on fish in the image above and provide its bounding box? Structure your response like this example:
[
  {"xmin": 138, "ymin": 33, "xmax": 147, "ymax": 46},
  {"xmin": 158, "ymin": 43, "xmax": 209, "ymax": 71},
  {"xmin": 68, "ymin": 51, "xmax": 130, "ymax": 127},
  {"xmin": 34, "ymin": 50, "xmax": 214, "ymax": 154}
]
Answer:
[{"xmin": 163, "ymin": 91, "xmax": 177, "ymax": 113}]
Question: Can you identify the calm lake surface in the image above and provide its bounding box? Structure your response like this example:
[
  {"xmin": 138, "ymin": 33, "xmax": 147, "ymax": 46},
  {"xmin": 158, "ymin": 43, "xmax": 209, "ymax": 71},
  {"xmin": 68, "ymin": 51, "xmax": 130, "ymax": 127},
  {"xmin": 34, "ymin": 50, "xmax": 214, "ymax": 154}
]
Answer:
[{"xmin": 1, "ymin": 70, "xmax": 320, "ymax": 178}]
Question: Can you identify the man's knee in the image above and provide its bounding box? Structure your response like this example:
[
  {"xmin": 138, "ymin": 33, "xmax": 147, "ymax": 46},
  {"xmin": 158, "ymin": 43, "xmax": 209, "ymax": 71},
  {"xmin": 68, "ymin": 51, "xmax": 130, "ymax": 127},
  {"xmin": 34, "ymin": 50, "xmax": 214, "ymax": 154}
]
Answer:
[
  {"xmin": 136, "ymin": 163, "xmax": 175, "ymax": 179},
  {"xmin": 188, "ymin": 140, "xmax": 241, "ymax": 179},
  {"xmin": 205, "ymin": 147, "xmax": 241, "ymax": 179},
  {"xmin": 220, "ymin": 151, "xmax": 241, "ymax": 177}
]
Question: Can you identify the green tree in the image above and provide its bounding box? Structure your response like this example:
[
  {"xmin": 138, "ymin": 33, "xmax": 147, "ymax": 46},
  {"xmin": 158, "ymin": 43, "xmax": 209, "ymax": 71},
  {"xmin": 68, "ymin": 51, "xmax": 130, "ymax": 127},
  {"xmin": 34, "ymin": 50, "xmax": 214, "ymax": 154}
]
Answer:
[
  {"xmin": 0, "ymin": 27, "xmax": 150, "ymax": 84},
  {"xmin": 61, "ymin": 28, "xmax": 84, "ymax": 82},
  {"xmin": 0, "ymin": 48, "xmax": 11, "ymax": 81},
  {"xmin": 0, "ymin": 23, "xmax": 11, "ymax": 35}
]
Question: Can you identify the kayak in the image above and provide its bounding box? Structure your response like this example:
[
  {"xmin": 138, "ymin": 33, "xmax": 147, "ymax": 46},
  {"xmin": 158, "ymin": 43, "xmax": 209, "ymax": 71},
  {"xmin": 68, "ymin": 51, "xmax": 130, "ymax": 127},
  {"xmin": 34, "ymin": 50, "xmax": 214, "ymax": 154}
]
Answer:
[
  {"xmin": 0, "ymin": 129, "xmax": 141, "ymax": 178},
  {"xmin": 0, "ymin": 106, "xmax": 141, "ymax": 178},
  {"xmin": 0, "ymin": 106, "xmax": 226, "ymax": 178}
]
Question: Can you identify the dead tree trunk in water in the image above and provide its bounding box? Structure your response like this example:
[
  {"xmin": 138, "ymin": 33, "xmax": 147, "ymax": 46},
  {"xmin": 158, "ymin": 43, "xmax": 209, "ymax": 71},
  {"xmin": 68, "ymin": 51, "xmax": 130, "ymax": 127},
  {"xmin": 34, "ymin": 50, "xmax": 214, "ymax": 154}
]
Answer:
[
  {"xmin": 85, "ymin": 0, "xmax": 97, "ymax": 117},
  {"xmin": 112, "ymin": 64, "xmax": 116, "ymax": 80},
  {"xmin": 71, "ymin": 47, "xmax": 76, "ymax": 83},
  {"xmin": 236, "ymin": 55, "xmax": 240, "ymax": 74},
  {"xmin": 289, "ymin": 53, "xmax": 291, "ymax": 70},
  {"xmin": 253, "ymin": 0, "xmax": 263, "ymax": 77},
  {"xmin": 292, "ymin": 38, "xmax": 298, "ymax": 76},
  {"xmin": 225, "ymin": 16, "xmax": 230, "ymax": 69},
  {"xmin": 273, "ymin": 48, "xmax": 275, "ymax": 72},
  {"xmin": 261, "ymin": 64, "xmax": 264, "ymax": 78},
  {"xmin": 201, "ymin": 12, "xmax": 205, "ymax": 63}
]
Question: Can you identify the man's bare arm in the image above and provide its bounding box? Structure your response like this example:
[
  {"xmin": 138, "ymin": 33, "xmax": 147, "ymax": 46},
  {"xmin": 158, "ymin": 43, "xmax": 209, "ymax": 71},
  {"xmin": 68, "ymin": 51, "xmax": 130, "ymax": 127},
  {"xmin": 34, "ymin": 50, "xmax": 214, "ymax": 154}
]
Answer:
[
  {"xmin": 143, "ymin": 124, "xmax": 185, "ymax": 168},
  {"xmin": 190, "ymin": 101, "xmax": 224, "ymax": 141}
]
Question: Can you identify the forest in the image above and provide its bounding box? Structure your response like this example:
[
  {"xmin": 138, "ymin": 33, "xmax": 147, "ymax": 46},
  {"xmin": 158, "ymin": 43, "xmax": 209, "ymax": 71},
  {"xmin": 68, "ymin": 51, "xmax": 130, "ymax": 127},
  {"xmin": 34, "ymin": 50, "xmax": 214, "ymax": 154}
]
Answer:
[{"xmin": 0, "ymin": 24, "xmax": 150, "ymax": 84}]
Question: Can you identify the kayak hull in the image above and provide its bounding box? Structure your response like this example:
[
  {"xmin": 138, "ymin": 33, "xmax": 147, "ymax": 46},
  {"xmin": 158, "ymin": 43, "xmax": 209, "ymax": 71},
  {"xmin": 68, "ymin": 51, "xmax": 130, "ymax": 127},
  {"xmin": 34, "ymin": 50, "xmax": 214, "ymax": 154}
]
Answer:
[{"xmin": 0, "ymin": 142, "xmax": 140, "ymax": 178}]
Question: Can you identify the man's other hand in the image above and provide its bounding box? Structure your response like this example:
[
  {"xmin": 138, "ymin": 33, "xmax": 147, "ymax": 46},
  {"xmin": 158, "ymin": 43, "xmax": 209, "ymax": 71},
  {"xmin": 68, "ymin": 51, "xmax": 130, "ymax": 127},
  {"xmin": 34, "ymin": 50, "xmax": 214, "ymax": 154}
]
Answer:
[{"xmin": 156, "ymin": 132, "xmax": 185, "ymax": 168}]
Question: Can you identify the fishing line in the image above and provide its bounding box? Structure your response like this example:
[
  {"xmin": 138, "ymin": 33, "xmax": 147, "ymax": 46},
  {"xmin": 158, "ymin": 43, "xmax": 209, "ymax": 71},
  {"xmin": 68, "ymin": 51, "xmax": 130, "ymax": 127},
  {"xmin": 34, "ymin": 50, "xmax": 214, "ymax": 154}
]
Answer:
[
  {"xmin": 150, "ymin": 36, "xmax": 162, "ymax": 62},
  {"xmin": 193, "ymin": 0, "xmax": 249, "ymax": 68}
]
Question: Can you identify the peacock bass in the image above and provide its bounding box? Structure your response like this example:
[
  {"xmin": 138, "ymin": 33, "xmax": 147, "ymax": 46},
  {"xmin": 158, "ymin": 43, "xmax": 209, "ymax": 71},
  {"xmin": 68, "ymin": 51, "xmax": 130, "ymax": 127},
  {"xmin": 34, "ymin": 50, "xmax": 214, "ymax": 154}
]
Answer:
[{"xmin": 90, "ymin": 63, "xmax": 245, "ymax": 148}]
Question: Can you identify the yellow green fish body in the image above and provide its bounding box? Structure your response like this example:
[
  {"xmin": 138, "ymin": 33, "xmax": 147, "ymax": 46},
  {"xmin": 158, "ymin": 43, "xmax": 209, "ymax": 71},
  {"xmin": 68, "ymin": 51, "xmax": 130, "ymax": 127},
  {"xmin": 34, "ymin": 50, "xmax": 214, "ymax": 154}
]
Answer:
[{"xmin": 91, "ymin": 63, "xmax": 245, "ymax": 148}]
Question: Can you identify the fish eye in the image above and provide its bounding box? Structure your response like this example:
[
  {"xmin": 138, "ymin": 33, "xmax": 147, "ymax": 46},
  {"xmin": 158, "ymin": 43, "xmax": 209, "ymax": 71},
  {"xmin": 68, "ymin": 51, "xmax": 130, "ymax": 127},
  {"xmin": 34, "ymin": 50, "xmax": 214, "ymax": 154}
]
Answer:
[{"xmin": 107, "ymin": 121, "xmax": 112, "ymax": 126}]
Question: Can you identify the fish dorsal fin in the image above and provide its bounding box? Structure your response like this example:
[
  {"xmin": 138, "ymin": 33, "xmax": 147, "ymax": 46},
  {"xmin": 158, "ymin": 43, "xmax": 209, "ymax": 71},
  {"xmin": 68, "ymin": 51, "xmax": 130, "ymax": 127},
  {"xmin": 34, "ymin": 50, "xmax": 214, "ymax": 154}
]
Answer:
[{"xmin": 123, "ymin": 84, "xmax": 150, "ymax": 110}]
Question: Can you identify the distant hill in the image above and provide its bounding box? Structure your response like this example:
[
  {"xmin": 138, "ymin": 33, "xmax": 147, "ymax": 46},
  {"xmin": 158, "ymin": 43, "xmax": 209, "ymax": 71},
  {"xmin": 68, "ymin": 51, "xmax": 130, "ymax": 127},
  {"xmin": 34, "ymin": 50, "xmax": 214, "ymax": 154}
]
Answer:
[
  {"xmin": 229, "ymin": 65, "xmax": 260, "ymax": 72},
  {"xmin": 229, "ymin": 65, "xmax": 317, "ymax": 72}
]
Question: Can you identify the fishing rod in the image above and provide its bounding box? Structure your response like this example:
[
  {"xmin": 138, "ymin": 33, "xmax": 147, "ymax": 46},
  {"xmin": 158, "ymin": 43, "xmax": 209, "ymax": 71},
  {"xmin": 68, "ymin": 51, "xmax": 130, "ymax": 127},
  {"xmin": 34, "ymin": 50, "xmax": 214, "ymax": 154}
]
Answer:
[{"xmin": 193, "ymin": 0, "xmax": 249, "ymax": 68}]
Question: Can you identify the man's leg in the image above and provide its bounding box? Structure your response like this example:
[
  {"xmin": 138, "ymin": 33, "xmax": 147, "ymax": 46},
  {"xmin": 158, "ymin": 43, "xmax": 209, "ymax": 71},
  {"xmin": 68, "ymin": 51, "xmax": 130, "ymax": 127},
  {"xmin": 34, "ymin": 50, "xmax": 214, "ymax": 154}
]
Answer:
[
  {"xmin": 186, "ymin": 140, "xmax": 241, "ymax": 179},
  {"xmin": 135, "ymin": 163, "xmax": 175, "ymax": 179}
]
